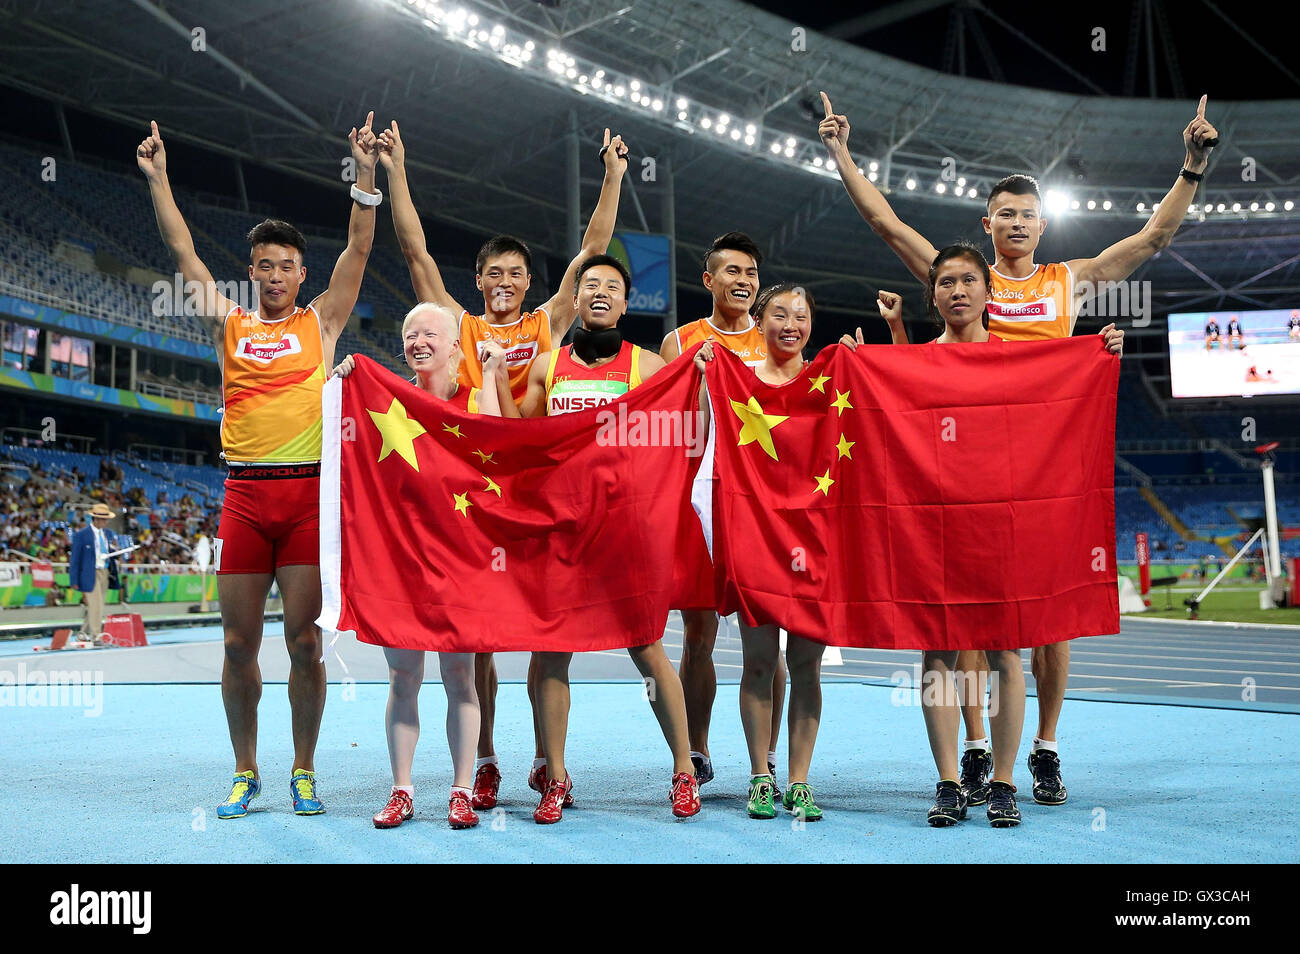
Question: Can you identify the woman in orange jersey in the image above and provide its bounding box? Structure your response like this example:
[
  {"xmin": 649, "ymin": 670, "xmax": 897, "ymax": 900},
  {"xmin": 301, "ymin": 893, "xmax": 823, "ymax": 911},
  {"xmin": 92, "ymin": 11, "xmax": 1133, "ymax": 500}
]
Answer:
[
  {"xmin": 332, "ymin": 302, "xmax": 509, "ymax": 831},
  {"xmin": 693, "ymin": 282, "xmax": 828, "ymax": 823}
]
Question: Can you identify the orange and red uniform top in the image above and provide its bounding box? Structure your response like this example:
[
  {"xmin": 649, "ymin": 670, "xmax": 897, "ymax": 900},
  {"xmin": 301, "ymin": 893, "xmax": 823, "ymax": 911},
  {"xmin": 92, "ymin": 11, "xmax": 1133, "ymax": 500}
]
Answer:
[
  {"xmin": 457, "ymin": 308, "xmax": 552, "ymax": 402},
  {"xmin": 986, "ymin": 263, "xmax": 1075, "ymax": 341},
  {"xmin": 673, "ymin": 316, "xmax": 767, "ymax": 366}
]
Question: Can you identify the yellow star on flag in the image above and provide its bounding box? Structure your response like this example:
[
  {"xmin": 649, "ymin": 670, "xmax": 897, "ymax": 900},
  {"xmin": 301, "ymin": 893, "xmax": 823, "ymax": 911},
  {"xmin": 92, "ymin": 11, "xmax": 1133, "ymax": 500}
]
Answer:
[
  {"xmin": 452, "ymin": 492, "xmax": 473, "ymax": 516},
  {"xmin": 814, "ymin": 468, "xmax": 835, "ymax": 496},
  {"xmin": 368, "ymin": 398, "xmax": 427, "ymax": 471},
  {"xmin": 808, "ymin": 374, "xmax": 831, "ymax": 393},
  {"xmin": 831, "ymin": 389, "xmax": 853, "ymax": 416},
  {"xmin": 482, "ymin": 475, "xmax": 502, "ymax": 497},
  {"xmin": 730, "ymin": 395, "xmax": 789, "ymax": 461},
  {"xmin": 836, "ymin": 434, "xmax": 855, "ymax": 459},
  {"xmin": 443, "ymin": 422, "xmax": 464, "ymax": 439},
  {"xmin": 472, "ymin": 448, "xmax": 495, "ymax": 464}
]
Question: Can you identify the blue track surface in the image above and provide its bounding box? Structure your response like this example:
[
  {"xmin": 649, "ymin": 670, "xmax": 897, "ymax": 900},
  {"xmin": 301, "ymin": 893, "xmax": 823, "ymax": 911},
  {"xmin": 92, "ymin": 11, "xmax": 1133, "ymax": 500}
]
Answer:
[{"xmin": 3, "ymin": 682, "xmax": 1295, "ymax": 863}]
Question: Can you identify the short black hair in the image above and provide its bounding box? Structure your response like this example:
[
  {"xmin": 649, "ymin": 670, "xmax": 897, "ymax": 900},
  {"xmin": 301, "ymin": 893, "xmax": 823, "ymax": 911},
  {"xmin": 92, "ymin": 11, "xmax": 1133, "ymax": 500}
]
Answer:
[
  {"xmin": 576, "ymin": 254, "xmax": 631, "ymax": 296},
  {"xmin": 704, "ymin": 231, "xmax": 763, "ymax": 273},
  {"xmin": 927, "ymin": 241, "xmax": 991, "ymax": 330},
  {"xmin": 753, "ymin": 282, "xmax": 815, "ymax": 324},
  {"xmin": 247, "ymin": 219, "xmax": 306, "ymax": 260},
  {"xmin": 986, "ymin": 174, "xmax": 1041, "ymax": 213},
  {"xmin": 476, "ymin": 235, "xmax": 532, "ymax": 275}
]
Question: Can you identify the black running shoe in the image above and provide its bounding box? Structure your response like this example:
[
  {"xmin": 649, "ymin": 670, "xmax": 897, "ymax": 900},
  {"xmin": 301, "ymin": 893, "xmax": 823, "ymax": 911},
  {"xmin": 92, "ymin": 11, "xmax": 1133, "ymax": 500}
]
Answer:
[
  {"xmin": 959, "ymin": 748, "xmax": 993, "ymax": 806},
  {"xmin": 986, "ymin": 781, "xmax": 1022, "ymax": 828},
  {"xmin": 691, "ymin": 754, "xmax": 715, "ymax": 786},
  {"xmin": 1027, "ymin": 749, "xmax": 1068, "ymax": 805},
  {"xmin": 927, "ymin": 780, "xmax": 968, "ymax": 827}
]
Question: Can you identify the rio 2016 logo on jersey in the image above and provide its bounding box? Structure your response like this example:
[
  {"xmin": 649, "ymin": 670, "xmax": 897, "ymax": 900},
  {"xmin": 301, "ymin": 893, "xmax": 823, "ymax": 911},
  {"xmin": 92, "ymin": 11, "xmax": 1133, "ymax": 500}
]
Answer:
[{"xmin": 235, "ymin": 333, "xmax": 304, "ymax": 363}]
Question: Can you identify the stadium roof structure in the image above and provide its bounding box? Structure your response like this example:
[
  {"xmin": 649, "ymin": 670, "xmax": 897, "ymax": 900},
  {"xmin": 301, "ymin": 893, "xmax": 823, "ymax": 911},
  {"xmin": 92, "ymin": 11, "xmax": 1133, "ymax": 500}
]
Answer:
[{"xmin": 2, "ymin": 0, "xmax": 1299, "ymax": 320}]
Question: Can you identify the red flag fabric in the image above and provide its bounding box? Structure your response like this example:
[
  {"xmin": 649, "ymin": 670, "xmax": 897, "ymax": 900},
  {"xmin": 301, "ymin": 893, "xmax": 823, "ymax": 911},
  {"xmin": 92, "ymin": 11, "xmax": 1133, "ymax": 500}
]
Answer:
[
  {"xmin": 703, "ymin": 338, "xmax": 1119, "ymax": 650},
  {"xmin": 318, "ymin": 355, "xmax": 711, "ymax": 653}
]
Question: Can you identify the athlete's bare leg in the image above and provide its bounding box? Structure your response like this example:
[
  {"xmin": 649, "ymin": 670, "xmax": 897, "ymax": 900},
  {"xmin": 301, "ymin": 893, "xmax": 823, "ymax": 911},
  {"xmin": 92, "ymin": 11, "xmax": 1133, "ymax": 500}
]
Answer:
[
  {"xmin": 738, "ymin": 621, "xmax": 780, "ymax": 776},
  {"xmin": 384, "ymin": 647, "xmax": 424, "ymax": 786},
  {"xmin": 276, "ymin": 563, "xmax": 326, "ymax": 773},
  {"xmin": 957, "ymin": 649, "xmax": 990, "ymax": 741},
  {"xmin": 534, "ymin": 651, "xmax": 573, "ymax": 783},
  {"xmin": 439, "ymin": 652, "xmax": 479, "ymax": 789},
  {"xmin": 678, "ymin": 609, "xmax": 719, "ymax": 756},
  {"xmin": 784, "ymin": 634, "xmax": 823, "ymax": 785},
  {"xmin": 474, "ymin": 653, "xmax": 497, "ymax": 758},
  {"xmin": 220, "ymin": 572, "xmax": 274, "ymax": 775},
  {"xmin": 528, "ymin": 654, "xmax": 544, "ymax": 760},
  {"xmin": 1031, "ymin": 641, "xmax": 1070, "ymax": 742},
  {"xmin": 985, "ymin": 649, "xmax": 1026, "ymax": 784},
  {"xmin": 921, "ymin": 650, "xmax": 961, "ymax": 781},
  {"xmin": 769, "ymin": 654, "xmax": 787, "ymax": 763},
  {"xmin": 626, "ymin": 641, "xmax": 693, "ymax": 775}
]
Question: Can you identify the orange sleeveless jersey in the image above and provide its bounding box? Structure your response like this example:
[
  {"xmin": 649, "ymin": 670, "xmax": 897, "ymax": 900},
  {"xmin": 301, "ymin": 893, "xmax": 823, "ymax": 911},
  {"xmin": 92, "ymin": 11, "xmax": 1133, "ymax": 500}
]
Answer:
[
  {"xmin": 456, "ymin": 307, "xmax": 552, "ymax": 402},
  {"xmin": 986, "ymin": 263, "xmax": 1075, "ymax": 341},
  {"xmin": 674, "ymin": 317, "xmax": 767, "ymax": 366},
  {"xmin": 221, "ymin": 305, "xmax": 327, "ymax": 464}
]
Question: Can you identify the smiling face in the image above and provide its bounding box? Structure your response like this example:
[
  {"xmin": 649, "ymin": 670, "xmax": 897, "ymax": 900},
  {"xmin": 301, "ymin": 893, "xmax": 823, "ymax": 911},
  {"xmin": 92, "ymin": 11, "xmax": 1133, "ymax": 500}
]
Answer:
[
  {"xmin": 755, "ymin": 289, "xmax": 811, "ymax": 359},
  {"xmin": 702, "ymin": 248, "xmax": 759, "ymax": 320},
  {"xmin": 932, "ymin": 254, "xmax": 990, "ymax": 332},
  {"xmin": 477, "ymin": 252, "xmax": 532, "ymax": 316},
  {"xmin": 983, "ymin": 191, "xmax": 1046, "ymax": 260},
  {"xmin": 402, "ymin": 304, "xmax": 461, "ymax": 377},
  {"xmin": 248, "ymin": 243, "xmax": 305, "ymax": 311},
  {"xmin": 575, "ymin": 264, "xmax": 628, "ymax": 330}
]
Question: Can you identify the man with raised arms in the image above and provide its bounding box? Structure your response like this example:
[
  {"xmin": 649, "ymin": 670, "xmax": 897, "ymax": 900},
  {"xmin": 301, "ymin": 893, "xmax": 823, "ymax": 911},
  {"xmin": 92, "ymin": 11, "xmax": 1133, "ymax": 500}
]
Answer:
[
  {"xmin": 138, "ymin": 112, "xmax": 380, "ymax": 819},
  {"xmin": 819, "ymin": 89, "xmax": 1218, "ymax": 806},
  {"xmin": 378, "ymin": 120, "xmax": 631, "ymax": 810}
]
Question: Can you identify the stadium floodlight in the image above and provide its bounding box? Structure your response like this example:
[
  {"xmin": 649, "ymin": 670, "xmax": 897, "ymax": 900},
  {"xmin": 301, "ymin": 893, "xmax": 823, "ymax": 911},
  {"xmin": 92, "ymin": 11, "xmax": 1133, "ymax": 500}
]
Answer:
[
  {"xmin": 770, "ymin": 142, "xmax": 781, "ymax": 154},
  {"xmin": 869, "ymin": 161, "xmax": 878, "ymax": 172},
  {"xmin": 905, "ymin": 178, "xmax": 916, "ymax": 190},
  {"xmin": 784, "ymin": 146, "xmax": 795, "ymax": 158},
  {"xmin": 1203, "ymin": 203, "xmax": 1213, "ymax": 212},
  {"xmin": 813, "ymin": 156, "xmax": 824, "ymax": 167},
  {"xmin": 1232, "ymin": 202, "xmax": 1241, "ymax": 213},
  {"xmin": 630, "ymin": 80, "xmax": 641, "ymax": 91},
  {"xmin": 745, "ymin": 123, "xmax": 757, "ymax": 135},
  {"xmin": 701, "ymin": 117, "xmax": 712, "ymax": 130},
  {"xmin": 1136, "ymin": 202, "xmax": 1145, "ymax": 212},
  {"xmin": 1265, "ymin": 201, "xmax": 1275, "ymax": 212},
  {"xmin": 1250, "ymin": 202, "xmax": 1259, "ymax": 211},
  {"xmin": 1217, "ymin": 203, "xmax": 1226, "ymax": 213},
  {"xmin": 718, "ymin": 113, "xmax": 730, "ymax": 126},
  {"xmin": 826, "ymin": 159, "xmax": 836, "ymax": 171},
  {"xmin": 967, "ymin": 187, "xmax": 976, "ymax": 198},
  {"xmin": 729, "ymin": 128, "xmax": 741, "ymax": 140},
  {"xmin": 1287, "ymin": 200, "xmax": 1296, "ymax": 211},
  {"xmin": 869, "ymin": 172, "xmax": 879, "ymax": 182},
  {"xmin": 1102, "ymin": 200, "xmax": 1112, "ymax": 210},
  {"xmin": 957, "ymin": 177, "xmax": 966, "ymax": 188},
  {"xmin": 1045, "ymin": 190, "xmax": 1069, "ymax": 214},
  {"xmin": 935, "ymin": 183, "xmax": 946, "ymax": 194},
  {"xmin": 652, "ymin": 99, "xmax": 663, "ymax": 112},
  {"xmin": 678, "ymin": 110, "xmax": 688, "ymax": 121},
  {"xmin": 744, "ymin": 135, "xmax": 755, "ymax": 146},
  {"xmin": 676, "ymin": 97, "xmax": 688, "ymax": 110},
  {"xmin": 1087, "ymin": 199, "xmax": 1096, "ymax": 210}
]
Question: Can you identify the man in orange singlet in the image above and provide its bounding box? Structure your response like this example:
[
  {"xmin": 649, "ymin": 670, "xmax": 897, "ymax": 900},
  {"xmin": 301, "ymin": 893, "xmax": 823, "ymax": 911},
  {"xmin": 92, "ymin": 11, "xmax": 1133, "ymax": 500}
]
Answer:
[
  {"xmin": 511, "ymin": 254, "xmax": 700, "ymax": 824},
  {"xmin": 818, "ymin": 89, "xmax": 1218, "ymax": 807},
  {"xmin": 138, "ymin": 112, "xmax": 380, "ymax": 819},
  {"xmin": 377, "ymin": 120, "xmax": 632, "ymax": 809},
  {"xmin": 660, "ymin": 231, "xmax": 788, "ymax": 794}
]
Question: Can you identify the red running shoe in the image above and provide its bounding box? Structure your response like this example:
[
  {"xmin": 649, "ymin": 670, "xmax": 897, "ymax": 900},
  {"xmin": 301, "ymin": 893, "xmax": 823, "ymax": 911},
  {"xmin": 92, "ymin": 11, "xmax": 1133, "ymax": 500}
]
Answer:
[
  {"xmin": 448, "ymin": 790, "xmax": 479, "ymax": 829},
  {"xmin": 529, "ymin": 764, "xmax": 574, "ymax": 807},
  {"xmin": 472, "ymin": 763, "xmax": 501, "ymax": 809},
  {"xmin": 373, "ymin": 789, "xmax": 414, "ymax": 829},
  {"xmin": 533, "ymin": 775, "xmax": 571, "ymax": 825},
  {"xmin": 671, "ymin": 772, "xmax": 701, "ymax": 818}
]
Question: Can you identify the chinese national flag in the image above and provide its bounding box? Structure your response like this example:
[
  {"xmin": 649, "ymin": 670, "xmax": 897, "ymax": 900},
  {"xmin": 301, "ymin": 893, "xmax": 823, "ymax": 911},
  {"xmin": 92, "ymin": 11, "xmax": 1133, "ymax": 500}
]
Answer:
[
  {"xmin": 702, "ymin": 338, "xmax": 1119, "ymax": 650},
  {"xmin": 318, "ymin": 355, "xmax": 711, "ymax": 653}
]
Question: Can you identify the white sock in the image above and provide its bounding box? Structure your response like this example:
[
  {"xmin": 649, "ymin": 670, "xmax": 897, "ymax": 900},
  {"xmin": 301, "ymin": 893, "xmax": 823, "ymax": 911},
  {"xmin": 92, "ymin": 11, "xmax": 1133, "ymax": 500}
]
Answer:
[
  {"xmin": 475, "ymin": 755, "xmax": 498, "ymax": 770},
  {"xmin": 532, "ymin": 757, "xmax": 547, "ymax": 771},
  {"xmin": 450, "ymin": 785, "xmax": 471, "ymax": 798},
  {"xmin": 393, "ymin": 784, "xmax": 414, "ymax": 796},
  {"xmin": 690, "ymin": 750, "xmax": 711, "ymax": 766},
  {"xmin": 964, "ymin": 737, "xmax": 990, "ymax": 753},
  {"xmin": 751, "ymin": 773, "xmax": 772, "ymax": 781},
  {"xmin": 1033, "ymin": 738, "xmax": 1058, "ymax": 753},
  {"xmin": 766, "ymin": 751, "xmax": 777, "ymax": 766}
]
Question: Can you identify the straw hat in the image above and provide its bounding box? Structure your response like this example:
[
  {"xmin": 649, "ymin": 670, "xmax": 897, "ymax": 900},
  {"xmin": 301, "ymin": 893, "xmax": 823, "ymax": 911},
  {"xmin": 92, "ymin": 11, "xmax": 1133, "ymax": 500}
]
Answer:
[{"xmin": 89, "ymin": 503, "xmax": 116, "ymax": 519}]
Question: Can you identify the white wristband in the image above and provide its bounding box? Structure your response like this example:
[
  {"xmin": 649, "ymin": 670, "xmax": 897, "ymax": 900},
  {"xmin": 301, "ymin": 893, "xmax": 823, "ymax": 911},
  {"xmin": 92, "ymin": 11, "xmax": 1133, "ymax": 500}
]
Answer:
[{"xmin": 350, "ymin": 184, "xmax": 383, "ymax": 207}]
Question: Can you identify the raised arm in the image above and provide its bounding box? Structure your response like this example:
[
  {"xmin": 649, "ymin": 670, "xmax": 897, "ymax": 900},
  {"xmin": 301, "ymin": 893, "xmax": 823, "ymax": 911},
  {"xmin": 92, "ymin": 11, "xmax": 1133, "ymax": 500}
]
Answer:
[
  {"xmin": 378, "ymin": 121, "xmax": 464, "ymax": 314},
  {"xmin": 137, "ymin": 121, "xmax": 235, "ymax": 346},
  {"xmin": 543, "ymin": 129, "xmax": 629, "ymax": 340},
  {"xmin": 1067, "ymin": 95, "xmax": 1218, "ymax": 316},
  {"xmin": 819, "ymin": 92, "xmax": 938, "ymax": 285},
  {"xmin": 313, "ymin": 111, "xmax": 380, "ymax": 344},
  {"xmin": 517, "ymin": 351, "xmax": 551, "ymax": 419}
]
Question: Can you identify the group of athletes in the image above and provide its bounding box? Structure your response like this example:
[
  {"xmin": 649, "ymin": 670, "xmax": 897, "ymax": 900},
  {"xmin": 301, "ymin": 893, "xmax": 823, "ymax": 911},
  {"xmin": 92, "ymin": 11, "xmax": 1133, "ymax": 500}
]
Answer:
[{"xmin": 135, "ymin": 88, "xmax": 1217, "ymax": 831}]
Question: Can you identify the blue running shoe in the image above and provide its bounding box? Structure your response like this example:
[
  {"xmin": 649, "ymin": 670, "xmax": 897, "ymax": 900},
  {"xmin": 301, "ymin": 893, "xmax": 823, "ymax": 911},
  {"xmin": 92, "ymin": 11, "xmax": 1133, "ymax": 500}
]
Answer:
[
  {"xmin": 218, "ymin": 771, "xmax": 261, "ymax": 819},
  {"xmin": 290, "ymin": 769, "xmax": 325, "ymax": 815}
]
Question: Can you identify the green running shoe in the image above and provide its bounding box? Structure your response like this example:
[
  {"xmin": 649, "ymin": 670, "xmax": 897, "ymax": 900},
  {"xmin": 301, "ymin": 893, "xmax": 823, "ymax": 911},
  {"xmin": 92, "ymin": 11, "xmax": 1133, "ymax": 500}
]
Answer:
[
  {"xmin": 746, "ymin": 775, "xmax": 777, "ymax": 819},
  {"xmin": 782, "ymin": 782, "xmax": 823, "ymax": 822}
]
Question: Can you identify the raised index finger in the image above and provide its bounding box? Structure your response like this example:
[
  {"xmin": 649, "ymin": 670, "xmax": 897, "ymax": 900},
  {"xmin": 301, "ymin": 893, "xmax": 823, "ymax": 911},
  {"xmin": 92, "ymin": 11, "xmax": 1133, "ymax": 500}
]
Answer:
[
  {"xmin": 1196, "ymin": 94, "xmax": 1207, "ymax": 119},
  {"xmin": 819, "ymin": 91, "xmax": 833, "ymax": 118},
  {"xmin": 603, "ymin": 127, "xmax": 611, "ymax": 147}
]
